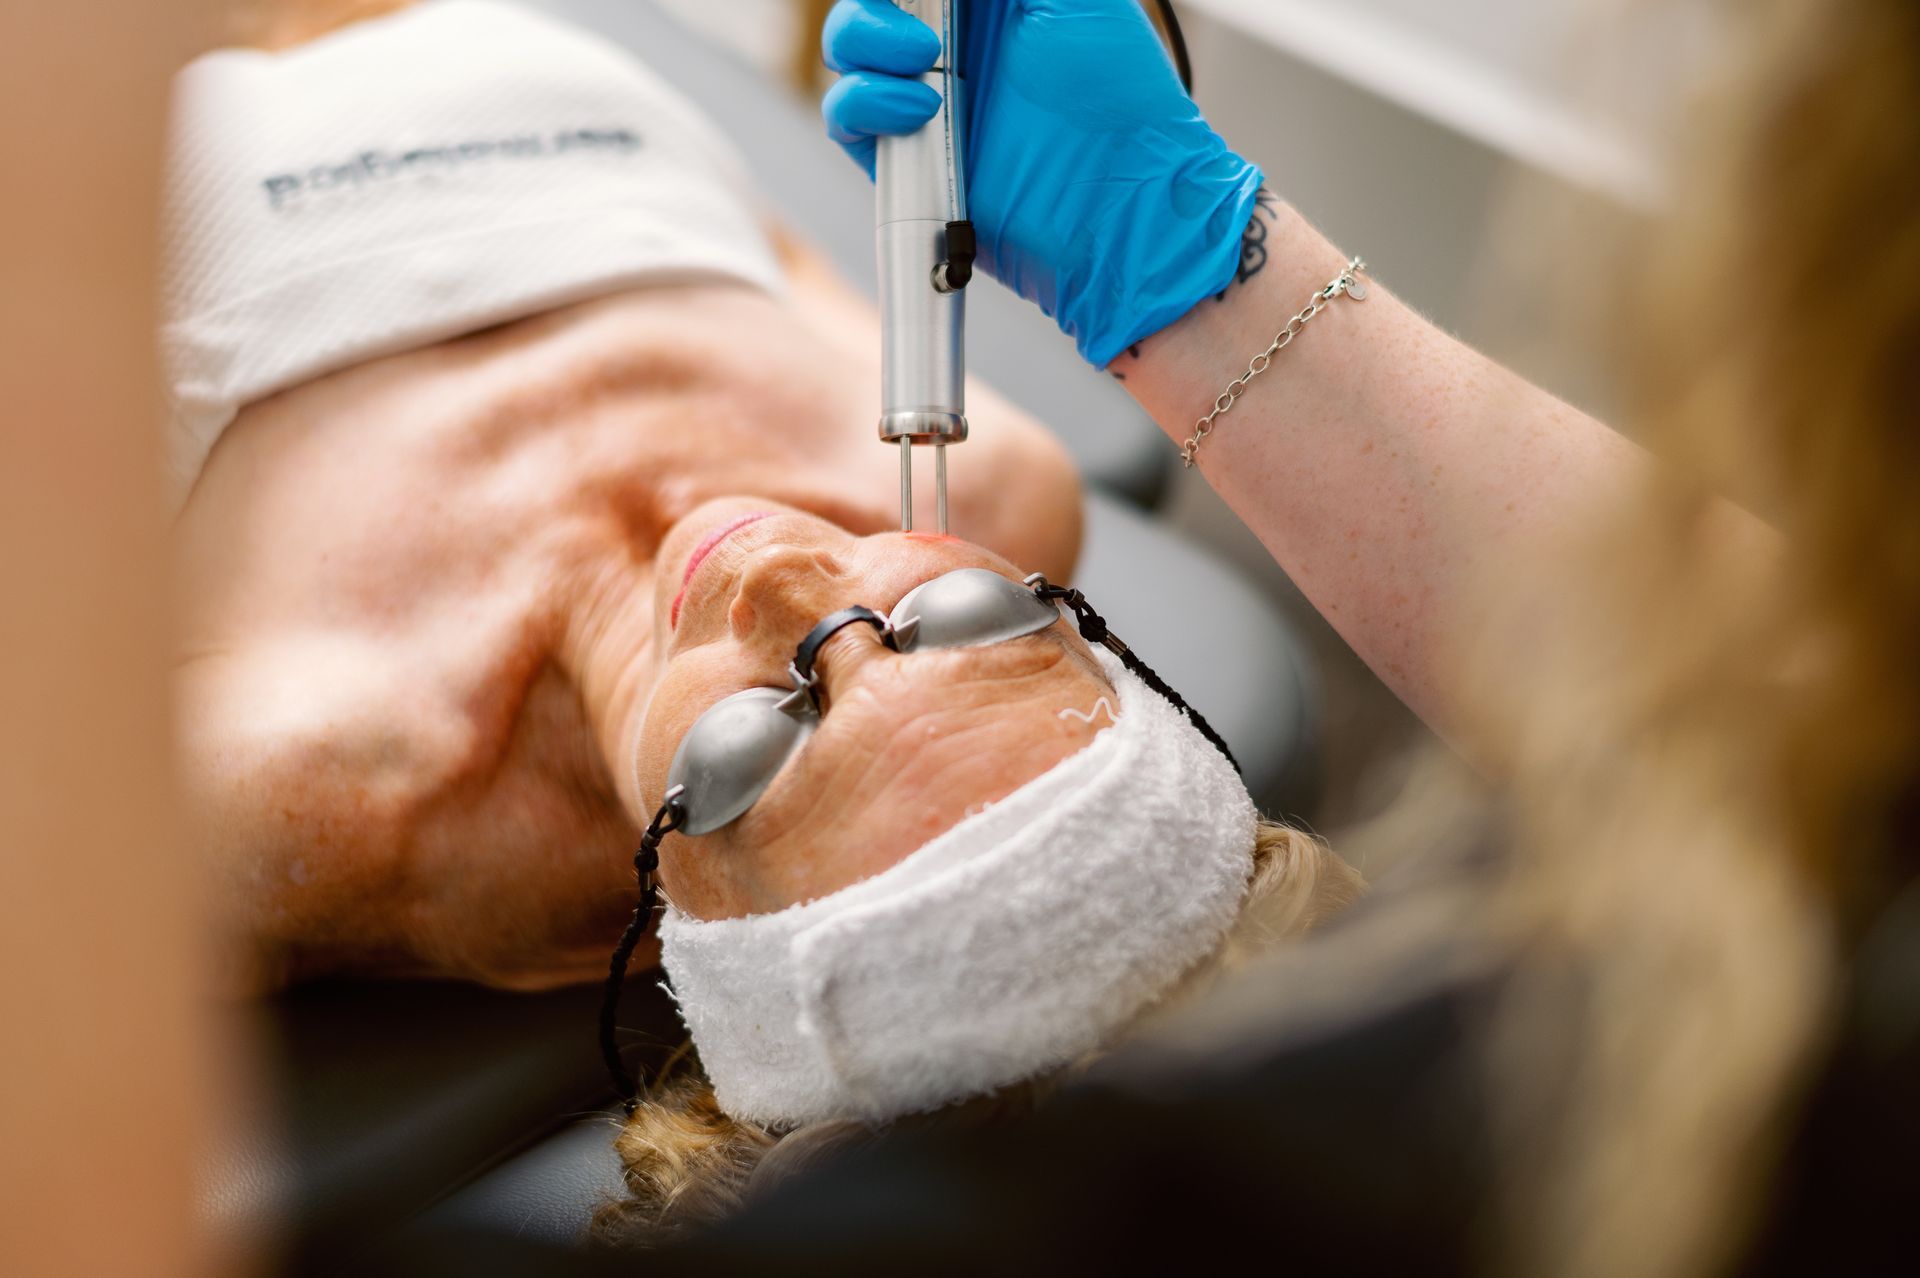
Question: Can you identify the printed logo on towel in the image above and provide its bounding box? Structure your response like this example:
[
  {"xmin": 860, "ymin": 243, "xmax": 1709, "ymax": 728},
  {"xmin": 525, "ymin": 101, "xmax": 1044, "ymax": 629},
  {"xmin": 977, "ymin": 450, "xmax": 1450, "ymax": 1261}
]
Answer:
[{"xmin": 261, "ymin": 126, "xmax": 643, "ymax": 211}]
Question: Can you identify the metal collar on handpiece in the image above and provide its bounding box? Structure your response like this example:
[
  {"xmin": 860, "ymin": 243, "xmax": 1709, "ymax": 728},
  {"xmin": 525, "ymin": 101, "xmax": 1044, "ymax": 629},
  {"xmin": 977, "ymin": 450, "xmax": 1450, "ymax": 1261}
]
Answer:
[{"xmin": 663, "ymin": 568, "xmax": 1062, "ymax": 837}]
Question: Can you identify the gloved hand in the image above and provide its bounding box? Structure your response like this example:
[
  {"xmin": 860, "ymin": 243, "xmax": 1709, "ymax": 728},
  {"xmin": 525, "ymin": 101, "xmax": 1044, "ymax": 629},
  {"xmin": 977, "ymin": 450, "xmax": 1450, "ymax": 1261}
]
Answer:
[{"xmin": 821, "ymin": 0, "xmax": 1264, "ymax": 367}]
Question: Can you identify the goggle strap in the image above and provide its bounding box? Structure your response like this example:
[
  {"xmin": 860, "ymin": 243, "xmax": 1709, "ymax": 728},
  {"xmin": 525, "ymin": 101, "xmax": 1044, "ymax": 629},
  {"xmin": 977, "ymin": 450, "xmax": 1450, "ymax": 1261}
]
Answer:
[
  {"xmin": 1027, "ymin": 576, "xmax": 1242, "ymax": 779},
  {"xmin": 600, "ymin": 785, "xmax": 687, "ymax": 1113}
]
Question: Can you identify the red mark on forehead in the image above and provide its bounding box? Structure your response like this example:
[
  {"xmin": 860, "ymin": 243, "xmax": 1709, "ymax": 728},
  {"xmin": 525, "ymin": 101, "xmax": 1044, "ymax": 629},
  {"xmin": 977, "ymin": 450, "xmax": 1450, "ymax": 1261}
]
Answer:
[
  {"xmin": 671, "ymin": 512, "xmax": 771, "ymax": 628},
  {"xmin": 903, "ymin": 531, "xmax": 962, "ymax": 544}
]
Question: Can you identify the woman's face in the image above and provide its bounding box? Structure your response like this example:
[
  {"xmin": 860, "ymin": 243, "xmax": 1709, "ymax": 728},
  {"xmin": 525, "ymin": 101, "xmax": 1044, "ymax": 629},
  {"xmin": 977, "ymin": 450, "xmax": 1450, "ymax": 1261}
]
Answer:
[{"xmin": 636, "ymin": 498, "xmax": 1114, "ymax": 920}]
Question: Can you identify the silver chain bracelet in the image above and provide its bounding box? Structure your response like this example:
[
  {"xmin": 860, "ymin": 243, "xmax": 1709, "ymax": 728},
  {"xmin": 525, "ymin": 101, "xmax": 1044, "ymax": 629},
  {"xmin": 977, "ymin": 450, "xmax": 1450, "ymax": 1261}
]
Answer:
[{"xmin": 1179, "ymin": 257, "xmax": 1370, "ymax": 468}]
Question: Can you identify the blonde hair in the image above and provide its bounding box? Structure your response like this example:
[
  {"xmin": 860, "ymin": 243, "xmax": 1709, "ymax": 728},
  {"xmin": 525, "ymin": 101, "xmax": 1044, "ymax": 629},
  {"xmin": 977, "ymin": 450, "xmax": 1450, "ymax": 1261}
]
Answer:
[
  {"xmin": 593, "ymin": 818, "xmax": 1363, "ymax": 1246},
  {"xmin": 1477, "ymin": 2, "xmax": 1920, "ymax": 1275}
]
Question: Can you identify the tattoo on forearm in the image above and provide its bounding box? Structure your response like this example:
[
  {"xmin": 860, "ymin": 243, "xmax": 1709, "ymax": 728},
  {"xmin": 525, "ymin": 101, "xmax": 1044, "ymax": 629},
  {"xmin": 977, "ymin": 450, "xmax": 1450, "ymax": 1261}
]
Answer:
[{"xmin": 1216, "ymin": 188, "xmax": 1282, "ymax": 302}]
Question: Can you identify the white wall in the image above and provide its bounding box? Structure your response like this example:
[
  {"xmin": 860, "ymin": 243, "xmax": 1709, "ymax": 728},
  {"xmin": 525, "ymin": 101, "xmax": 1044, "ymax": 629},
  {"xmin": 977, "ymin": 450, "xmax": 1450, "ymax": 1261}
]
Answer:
[{"xmin": 1181, "ymin": 0, "xmax": 1665, "ymax": 209}]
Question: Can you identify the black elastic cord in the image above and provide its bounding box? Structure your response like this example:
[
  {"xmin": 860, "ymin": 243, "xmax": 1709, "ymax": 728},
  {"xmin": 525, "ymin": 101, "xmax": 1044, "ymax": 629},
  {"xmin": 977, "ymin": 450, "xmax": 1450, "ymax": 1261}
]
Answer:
[
  {"xmin": 1151, "ymin": 0, "xmax": 1194, "ymax": 94},
  {"xmin": 1035, "ymin": 582, "xmax": 1242, "ymax": 776},
  {"xmin": 791, "ymin": 605, "xmax": 891, "ymax": 708},
  {"xmin": 599, "ymin": 794, "xmax": 686, "ymax": 1112}
]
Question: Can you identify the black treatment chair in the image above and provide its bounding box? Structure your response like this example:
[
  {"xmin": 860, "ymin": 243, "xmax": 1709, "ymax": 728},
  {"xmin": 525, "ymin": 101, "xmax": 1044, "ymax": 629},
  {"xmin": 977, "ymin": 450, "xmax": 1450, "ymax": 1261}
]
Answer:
[{"xmin": 205, "ymin": 2, "xmax": 1322, "ymax": 1267}]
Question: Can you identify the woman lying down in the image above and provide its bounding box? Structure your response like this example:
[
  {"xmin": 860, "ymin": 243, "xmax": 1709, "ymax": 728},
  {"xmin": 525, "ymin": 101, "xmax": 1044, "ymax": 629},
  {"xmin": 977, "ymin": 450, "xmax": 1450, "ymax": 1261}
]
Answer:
[{"xmin": 169, "ymin": 0, "xmax": 1361, "ymax": 1233}]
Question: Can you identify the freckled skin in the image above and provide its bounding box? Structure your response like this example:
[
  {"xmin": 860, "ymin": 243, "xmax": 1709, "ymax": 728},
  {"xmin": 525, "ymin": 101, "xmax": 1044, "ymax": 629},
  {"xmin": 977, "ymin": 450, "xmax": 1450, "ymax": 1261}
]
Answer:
[
  {"xmin": 1115, "ymin": 201, "xmax": 1659, "ymax": 759},
  {"xmin": 176, "ymin": 267, "xmax": 1085, "ymax": 992}
]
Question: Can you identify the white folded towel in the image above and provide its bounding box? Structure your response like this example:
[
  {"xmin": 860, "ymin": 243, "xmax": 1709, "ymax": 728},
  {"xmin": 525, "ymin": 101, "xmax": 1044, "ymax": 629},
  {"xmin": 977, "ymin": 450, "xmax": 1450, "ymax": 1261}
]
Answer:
[{"xmin": 162, "ymin": 0, "xmax": 782, "ymax": 506}]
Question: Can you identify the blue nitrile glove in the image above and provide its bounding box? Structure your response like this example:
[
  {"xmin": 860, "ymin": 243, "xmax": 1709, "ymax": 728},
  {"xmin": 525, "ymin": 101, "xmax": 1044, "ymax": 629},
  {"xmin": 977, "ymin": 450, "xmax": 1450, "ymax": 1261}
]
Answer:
[{"xmin": 821, "ymin": 0, "xmax": 1264, "ymax": 367}]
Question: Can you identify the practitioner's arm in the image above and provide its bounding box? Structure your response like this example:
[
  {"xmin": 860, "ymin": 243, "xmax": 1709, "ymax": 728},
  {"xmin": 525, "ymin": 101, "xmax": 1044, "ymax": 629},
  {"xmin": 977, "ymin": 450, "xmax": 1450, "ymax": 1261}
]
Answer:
[
  {"xmin": 1108, "ymin": 199, "xmax": 1643, "ymax": 742},
  {"xmin": 820, "ymin": 0, "xmax": 1752, "ymax": 756}
]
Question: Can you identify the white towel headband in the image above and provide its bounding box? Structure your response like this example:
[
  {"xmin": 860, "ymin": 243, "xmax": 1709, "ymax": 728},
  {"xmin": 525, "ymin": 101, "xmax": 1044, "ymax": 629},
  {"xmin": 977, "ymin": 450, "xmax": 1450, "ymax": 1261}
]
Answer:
[
  {"xmin": 163, "ymin": 0, "xmax": 782, "ymax": 507},
  {"xmin": 658, "ymin": 648, "xmax": 1258, "ymax": 1128}
]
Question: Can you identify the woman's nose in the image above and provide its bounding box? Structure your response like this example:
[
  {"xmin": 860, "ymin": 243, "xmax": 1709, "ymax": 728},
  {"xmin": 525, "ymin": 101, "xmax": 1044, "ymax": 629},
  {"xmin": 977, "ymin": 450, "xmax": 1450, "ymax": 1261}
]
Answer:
[{"xmin": 727, "ymin": 544, "xmax": 852, "ymax": 642}]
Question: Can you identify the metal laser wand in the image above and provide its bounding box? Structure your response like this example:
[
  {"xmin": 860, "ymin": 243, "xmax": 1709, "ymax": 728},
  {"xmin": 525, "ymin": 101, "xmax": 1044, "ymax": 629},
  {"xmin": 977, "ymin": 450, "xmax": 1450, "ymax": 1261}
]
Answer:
[{"xmin": 876, "ymin": 0, "xmax": 973, "ymax": 533}]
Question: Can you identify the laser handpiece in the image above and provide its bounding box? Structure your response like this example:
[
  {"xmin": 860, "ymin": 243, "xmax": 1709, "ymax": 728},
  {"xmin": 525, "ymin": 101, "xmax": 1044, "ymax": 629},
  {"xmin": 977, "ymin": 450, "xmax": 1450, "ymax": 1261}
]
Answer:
[{"xmin": 875, "ymin": 0, "xmax": 973, "ymax": 533}]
